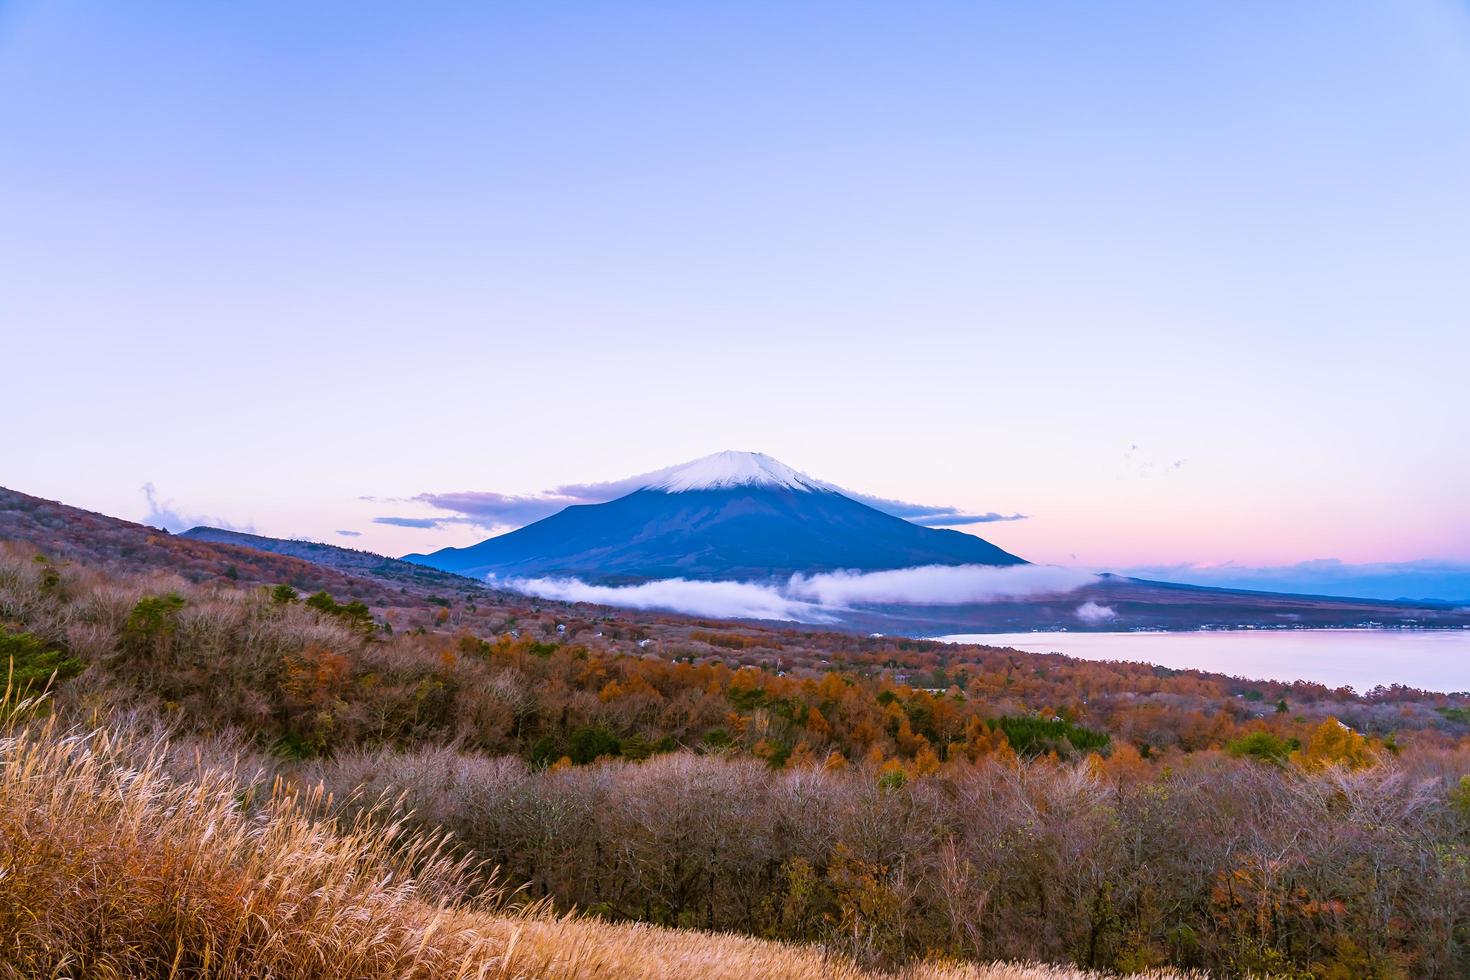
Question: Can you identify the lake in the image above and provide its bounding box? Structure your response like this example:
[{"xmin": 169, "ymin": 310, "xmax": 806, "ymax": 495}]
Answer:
[{"xmin": 933, "ymin": 629, "xmax": 1470, "ymax": 693}]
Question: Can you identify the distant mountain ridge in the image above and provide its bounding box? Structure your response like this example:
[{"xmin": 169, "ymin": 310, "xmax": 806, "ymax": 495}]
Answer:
[
  {"xmin": 403, "ymin": 452, "xmax": 1026, "ymax": 582},
  {"xmin": 4, "ymin": 483, "xmax": 1468, "ymax": 634},
  {"xmin": 179, "ymin": 526, "xmax": 482, "ymax": 593}
]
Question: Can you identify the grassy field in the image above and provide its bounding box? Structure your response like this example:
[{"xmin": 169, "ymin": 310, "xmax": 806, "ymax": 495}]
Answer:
[
  {"xmin": 0, "ymin": 683, "xmax": 1198, "ymax": 980},
  {"xmin": 7, "ymin": 545, "xmax": 1464, "ymax": 975}
]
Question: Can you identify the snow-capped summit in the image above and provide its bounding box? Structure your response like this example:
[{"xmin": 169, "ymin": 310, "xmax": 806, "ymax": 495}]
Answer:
[
  {"xmin": 406, "ymin": 450, "xmax": 1025, "ymax": 583},
  {"xmin": 641, "ymin": 451, "xmax": 828, "ymax": 493}
]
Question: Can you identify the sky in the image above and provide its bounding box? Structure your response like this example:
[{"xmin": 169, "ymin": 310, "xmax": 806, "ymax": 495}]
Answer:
[{"xmin": 3, "ymin": 1, "xmax": 1469, "ymax": 592}]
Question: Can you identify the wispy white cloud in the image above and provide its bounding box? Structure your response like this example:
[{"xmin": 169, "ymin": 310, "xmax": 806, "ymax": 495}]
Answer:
[
  {"xmin": 141, "ymin": 483, "xmax": 252, "ymax": 533},
  {"xmin": 1075, "ymin": 601, "xmax": 1117, "ymax": 623},
  {"xmin": 787, "ymin": 564, "xmax": 1097, "ymax": 606},
  {"xmin": 495, "ymin": 575, "xmax": 833, "ymax": 622},
  {"xmin": 839, "ymin": 491, "xmax": 1028, "ymax": 526},
  {"xmin": 409, "ymin": 470, "xmax": 678, "ymax": 530},
  {"xmin": 373, "ymin": 516, "xmax": 445, "ymax": 529},
  {"xmin": 497, "ymin": 563, "xmax": 1096, "ymax": 623}
]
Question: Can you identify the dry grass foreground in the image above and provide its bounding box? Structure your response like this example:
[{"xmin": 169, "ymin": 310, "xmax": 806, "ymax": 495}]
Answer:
[{"xmin": 0, "ymin": 687, "xmax": 1201, "ymax": 980}]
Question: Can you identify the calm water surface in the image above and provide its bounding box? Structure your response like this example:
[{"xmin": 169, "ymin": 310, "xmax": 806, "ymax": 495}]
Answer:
[{"xmin": 934, "ymin": 629, "xmax": 1470, "ymax": 693}]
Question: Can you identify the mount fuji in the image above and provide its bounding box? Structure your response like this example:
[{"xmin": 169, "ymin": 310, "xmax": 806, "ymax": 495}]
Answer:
[{"xmin": 402, "ymin": 451, "xmax": 1025, "ymax": 583}]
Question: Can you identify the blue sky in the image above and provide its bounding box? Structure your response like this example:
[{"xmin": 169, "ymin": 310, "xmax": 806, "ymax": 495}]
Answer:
[{"xmin": 3, "ymin": 1, "xmax": 1469, "ymax": 595}]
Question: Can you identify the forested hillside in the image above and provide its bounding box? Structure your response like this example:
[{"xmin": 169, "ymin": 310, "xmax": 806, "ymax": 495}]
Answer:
[
  {"xmin": 3, "ymin": 531, "xmax": 1469, "ymax": 976},
  {"xmin": 0, "ymin": 684, "xmax": 1202, "ymax": 980},
  {"xmin": 0, "ymin": 486, "xmax": 490, "ymax": 609}
]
